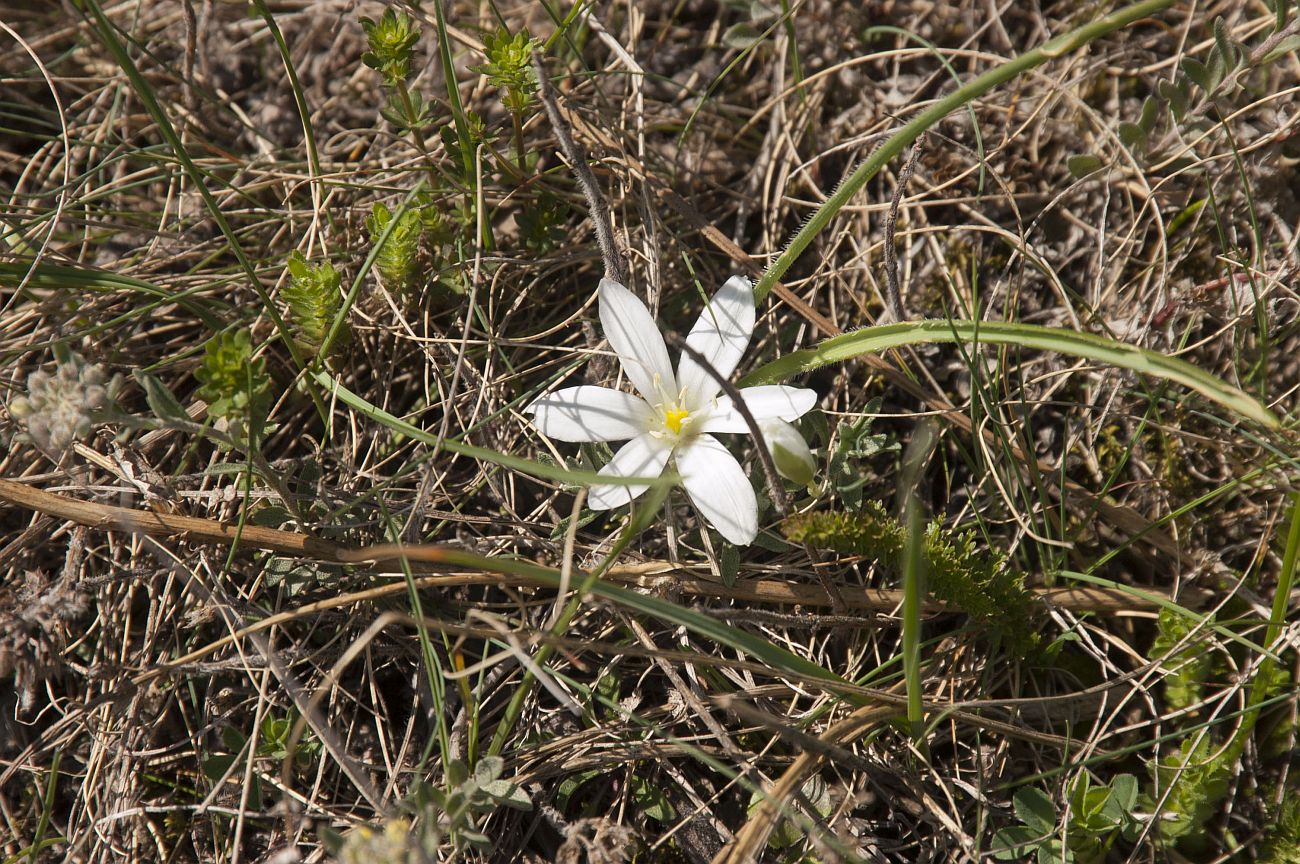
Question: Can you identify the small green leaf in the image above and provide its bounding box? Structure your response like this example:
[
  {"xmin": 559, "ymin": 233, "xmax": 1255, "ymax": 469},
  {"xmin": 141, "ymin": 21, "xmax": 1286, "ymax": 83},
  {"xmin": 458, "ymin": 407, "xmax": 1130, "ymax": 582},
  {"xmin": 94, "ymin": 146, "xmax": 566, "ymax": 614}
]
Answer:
[
  {"xmin": 556, "ymin": 769, "xmax": 603, "ymax": 810},
  {"xmin": 221, "ymin": 725, "xmax": 246, "ymax": 752},
  {"xmin": 483, "ymin": 780, "xmax": 532, "ymax": 810},
  {"xmin": 992, "ymin": 825, "xmax": 1042, "ymax": 860},
  {"xmin": 1168, "ymin": 197, "xmax": 1207, "ymax": 235},
  {"xmin": 1066, "ymin": 154, "xmax": 1103, "ymax": 177},
  {"xmin": 473, "ymin": 755, "xmax": 504, "ymax": 786},
  {"xmin": 1138, "ymin": 95, "xmax": 1160, "ymax": 133},
  {"xmin": 1110, "ymin": 774, "xmax": 1138, "ymax": 812},
  {"xmin": 720, "ymin": 542, "xmax": 739, "ymax": 587},
  {"xmin": 1181, "ymin": 57, "xmax": 1211, "ymax": 92},
  {"xmin": 445, "ymin": 757, "xmax": 468, "ymax": 787},
  {"xmin": 630, "ymin": 773, "xmax": 676, "ymax": 822},
  {"xmin": 1213, "ymin": 17, "xmax": 1243, "ymax": 70},
  {"xmin": 1118, "ymin": 121, "xmax": 1147, "ymax": 150},
  {"xmin": 1158, "ymin": 78, "xmax": 1188, "ymax": 120},
  {"xmin": 1014, "ymin": 787, "xmax": 1057, "ymax": 835},
  {"xmin": 1260, "ymin": 34, "xmax": 1300, "ymax": 65},
  {"xmin": 202, "ymin": 753, "xmax": 236, "ymax": 782},
  {"xmin": 722, "ymin": 22, "xmax": 765, "ymax": 50},
  {"xmin": 460, "ymin": 830, "xmax": 491, "ymax": 848},
  {"xmin": 133, "ymin": 370, "xmax": 189, "ymax": 424}
]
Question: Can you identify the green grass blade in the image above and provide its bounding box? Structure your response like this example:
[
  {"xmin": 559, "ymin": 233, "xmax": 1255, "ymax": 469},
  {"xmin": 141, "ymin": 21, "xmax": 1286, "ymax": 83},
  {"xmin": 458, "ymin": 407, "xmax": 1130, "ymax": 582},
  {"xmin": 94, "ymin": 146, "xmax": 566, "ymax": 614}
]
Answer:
[
  {"xmin": 0, "ymin": 260, "xmax": 227, "ymax": 331},
  {"xmin": 738, "ymin": 319, "xmax": 1279, "ymax": 429},
  {"xmin": 752, "ymin": 0, "xmax": 1178, "ymax": 305},
  {"xmin": 420, "ymin": 546, "xmax": 852, "ymax": 691},
  {"xmin": 311, "ymin": 369, "xmax": 678, "ymax": 490}
]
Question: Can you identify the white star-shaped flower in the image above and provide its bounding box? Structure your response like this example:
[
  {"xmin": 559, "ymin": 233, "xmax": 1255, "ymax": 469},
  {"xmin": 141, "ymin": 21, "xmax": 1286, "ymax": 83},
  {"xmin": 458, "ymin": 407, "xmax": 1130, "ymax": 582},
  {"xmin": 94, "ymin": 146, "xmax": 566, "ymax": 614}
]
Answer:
[{"xmin": 526, "ymin": 276, "xmax": 818, "ymax": 545}]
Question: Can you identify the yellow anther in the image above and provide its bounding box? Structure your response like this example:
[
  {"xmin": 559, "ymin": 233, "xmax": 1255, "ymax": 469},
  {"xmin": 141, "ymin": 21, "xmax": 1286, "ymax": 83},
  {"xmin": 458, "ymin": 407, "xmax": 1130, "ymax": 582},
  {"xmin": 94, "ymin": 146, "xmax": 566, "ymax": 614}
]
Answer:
[{"xmin": 664, "ymin": 406, "xmax": 690, "ymax": 435}]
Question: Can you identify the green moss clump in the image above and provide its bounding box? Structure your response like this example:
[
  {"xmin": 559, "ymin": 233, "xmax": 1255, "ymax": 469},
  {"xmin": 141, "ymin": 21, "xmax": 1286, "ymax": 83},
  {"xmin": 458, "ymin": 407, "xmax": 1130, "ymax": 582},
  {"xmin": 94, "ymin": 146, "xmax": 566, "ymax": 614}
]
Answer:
[{"xmin": 783, "ymin": 503, "xmax": 1036, "ymax": 652}]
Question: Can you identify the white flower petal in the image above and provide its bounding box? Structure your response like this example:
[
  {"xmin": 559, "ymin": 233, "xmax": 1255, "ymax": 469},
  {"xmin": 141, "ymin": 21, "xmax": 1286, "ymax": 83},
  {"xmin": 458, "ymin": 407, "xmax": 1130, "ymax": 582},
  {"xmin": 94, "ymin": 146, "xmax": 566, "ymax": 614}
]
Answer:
[
  {"xmin": 676, "ymin": 275, "xmax": 756, "ymax": 408},
  {"xmin": 526, "ymin": 386, "xmax": 654, "ymax": 442},
  {"xmin": 676, "ymin": 434, "xmax": 758, "ymax": 545},
  {"xmin": 698, "ymin": 385, "xmax": 818, "ymax": 433},
  {"xmin": 587, "ymin": 431, "xmax": 673, "ymax": 510},
  {"xmin": 599, "ymin": 278, "xmax": 676, "ymax": 404}
]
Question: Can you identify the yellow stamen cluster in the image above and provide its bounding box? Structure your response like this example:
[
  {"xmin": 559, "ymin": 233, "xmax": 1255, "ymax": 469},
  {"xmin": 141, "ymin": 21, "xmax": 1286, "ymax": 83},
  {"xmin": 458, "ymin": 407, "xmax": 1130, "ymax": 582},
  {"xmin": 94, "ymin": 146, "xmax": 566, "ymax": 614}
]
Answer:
[{"xmin": 663, "ymin": 405, "xmax": 690, "ymax": 435}]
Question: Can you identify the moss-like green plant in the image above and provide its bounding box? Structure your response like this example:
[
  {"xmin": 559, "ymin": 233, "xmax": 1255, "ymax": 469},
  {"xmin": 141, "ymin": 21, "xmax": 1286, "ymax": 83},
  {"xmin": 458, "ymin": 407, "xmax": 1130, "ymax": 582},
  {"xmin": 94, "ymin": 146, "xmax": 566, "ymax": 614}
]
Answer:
[
  {"xmin": 360, "ymin": 7, "xmax": 419, "ymax": 86},
  {"xmin": 1259, "ymin": 794, "xmax": 1300, "ymax": 864},
  {"xmin": 194, "ymin": 329, "xmax": 271, "ymax": 445},
  {"xmin": 321, "ymin": 756, "xmax": 530, "ymax": 861},
  {"xmin": 827, "ymin": 403, "xmax": 894, "ymax": 510},
  {"xmin": 473, "ymin": 27, "xmax": 540, "ymax": 169},
  {"xmin": 1144, "ymin": 735, "xmax": 1233, "ymax": 850},
  {"xmin": 993, "ymin": 774, "xmax": 1141, "ymax": 864},
  {"xmin": 283, "ymin": 251, "xmax": 346, "ymax": 357},
  {"xmin": 1149, "ymin": 607, "xmax": 1216, "ymax": 712},
  {"xmin": 360, "ymin": 7, "xmax": 432, "ymax": 138},
  {"xmin": 784, "ymin": 504, "xmax": 1035, "ymax": 651},
  {"xmin": 1141, "ymin": 658, "xmax": 1291, "ymax": 851},
  {"xmin": 368, "ymin": 202, "xmax": 424, "ymax": 294},
  {"xmin": 516, "ymin": 189, "xmax": 568, "ymax": 254},
  {"xmin": 473, "ymin": 28, "xmax": 539, "ymax": 116}
]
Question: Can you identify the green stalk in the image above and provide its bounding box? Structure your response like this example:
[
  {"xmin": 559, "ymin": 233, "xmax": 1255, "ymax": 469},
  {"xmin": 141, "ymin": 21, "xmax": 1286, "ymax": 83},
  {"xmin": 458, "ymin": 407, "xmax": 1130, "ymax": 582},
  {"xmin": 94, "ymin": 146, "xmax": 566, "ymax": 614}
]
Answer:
[
  {"xmin": 1250, "ymin": 493, "xmax": 1300, "ymax": 710},
  {"xmin": 752, "ymin": 0, "xmax": 1178, "ymax": 305},
  {"xmin": 898, "ymin": 421, "xmax": 938, "ymax": 752},
  {"xmin": 249, "ymin": 0, "xmax": 327, "ymax": 227},
  {"xmin": 901, "ymin": 499, "xmax": 925, "ymax": 746},
  {"xmin": 429, "ymin": 0, "xmax": 471, "ymax": 173},
  {"xmin": 384, "ymin": 508, "xmax": 454, "ymax": 777},
  {"xmin": 486, "ymin": 484, "xmax": 670, "ymax": 757},
  {"xmin": 311, "ymin": 369, "xmax": 678, "ymax": 490},
  {"xmin": 511, "ymin": 109, "xmax": 528, "ymax": 174}
]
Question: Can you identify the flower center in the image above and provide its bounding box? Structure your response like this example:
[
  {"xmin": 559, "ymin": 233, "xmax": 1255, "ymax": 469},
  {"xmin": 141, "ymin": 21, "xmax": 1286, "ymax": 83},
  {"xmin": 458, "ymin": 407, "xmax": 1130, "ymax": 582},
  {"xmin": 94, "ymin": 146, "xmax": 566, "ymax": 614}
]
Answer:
[{"xmin": 663, "ymin": 405, "xmax": 690, "ymax": 435}]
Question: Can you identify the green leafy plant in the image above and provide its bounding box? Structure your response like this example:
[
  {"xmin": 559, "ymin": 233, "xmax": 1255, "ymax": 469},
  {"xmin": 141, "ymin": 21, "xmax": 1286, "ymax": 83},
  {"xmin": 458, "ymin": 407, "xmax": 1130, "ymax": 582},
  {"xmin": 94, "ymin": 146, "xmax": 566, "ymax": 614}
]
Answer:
[
  {"xmin": 193, "ymin": 329, "xmax": 272, "ymax": 446},
  {"xmin": 361, "ymin": 8, "xmax": 432, "ymax": 137},
  {"xmin": 784, "ymin": 504, "xmax": 1036, "ymax": 651},
  {"xmin": 1258, "ymin": 793, "xmax": 1300, "ymax": 864},
  {"xmin": 259, "ymin": 714, "xmax": 321, "ymax": 768},
  {"xmin": 826, "ymin": 400, "xmax": 894, "ymax": 510},
  {"xmin": 361, "ymin": 7, "xmax": 419, "ymax": 85},
  {"xmin": 283, "ymin": 251, "xmax": 346, "ymax": 357},
  {"xmin": 438, "ymin": 109, "xmax": 496, "ymax": 183},
  {"xmin": 324, "ymin": 756, "xmax": 531, "ymax": 860},
  {"xmin": 474, "ymin": 28, "xmax": 539, "ymax": 115},
  {"xmin": 517, "ymin": 189, "xmax": 569, "ymax": 254},
  {"xmin": 1142, "ymin": 735, "xmax": 1234, "ymax": 850},
  {"xmin": 1142, "ymin": 655, "xmax": 1292, "ymax": 850},
  {"xmin": 722, "ymin": 1, "xmax": 781, "ymax": 50},
  {"xmin": 368, "ymin": 202, "xmax": 424, "ymax": 294},
  {"xmin": 749, "ymin": 775, "xmax": 832, "ymax": 850},
  {"xmin": 993, "ymin": 775, "xmax": 1140, "ymax": 864},
  {"xmin": 1077, "ymin": 7, "xmax": 1298, "ymax": 166},
  {"xmin": 201, "ymin": 716, "xmax": 317, "ymax": 809},
  {"xmin": 474, "ymin": 27, "xmax": 540, "ymax": 168},
  {"xmin": 1149, "ymin": 607, "xmax": 1216, "ymax": 712}
]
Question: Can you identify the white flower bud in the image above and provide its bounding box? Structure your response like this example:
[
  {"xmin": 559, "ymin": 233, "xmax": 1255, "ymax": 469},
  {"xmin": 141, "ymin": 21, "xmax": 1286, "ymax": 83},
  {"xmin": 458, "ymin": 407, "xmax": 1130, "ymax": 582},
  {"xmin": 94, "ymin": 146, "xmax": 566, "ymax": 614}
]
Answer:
[{"xmin": 761, "ymin": 419, "xmax": 816, "ymax": 492}]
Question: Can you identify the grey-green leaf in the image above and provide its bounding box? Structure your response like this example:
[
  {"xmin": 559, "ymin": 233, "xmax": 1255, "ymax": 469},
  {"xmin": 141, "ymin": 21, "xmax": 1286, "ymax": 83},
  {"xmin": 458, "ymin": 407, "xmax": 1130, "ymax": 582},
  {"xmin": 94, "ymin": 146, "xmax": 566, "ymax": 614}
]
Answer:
[{"xmin": 134, "ymin": 370, "xmax": 190, "ymax": 424}]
